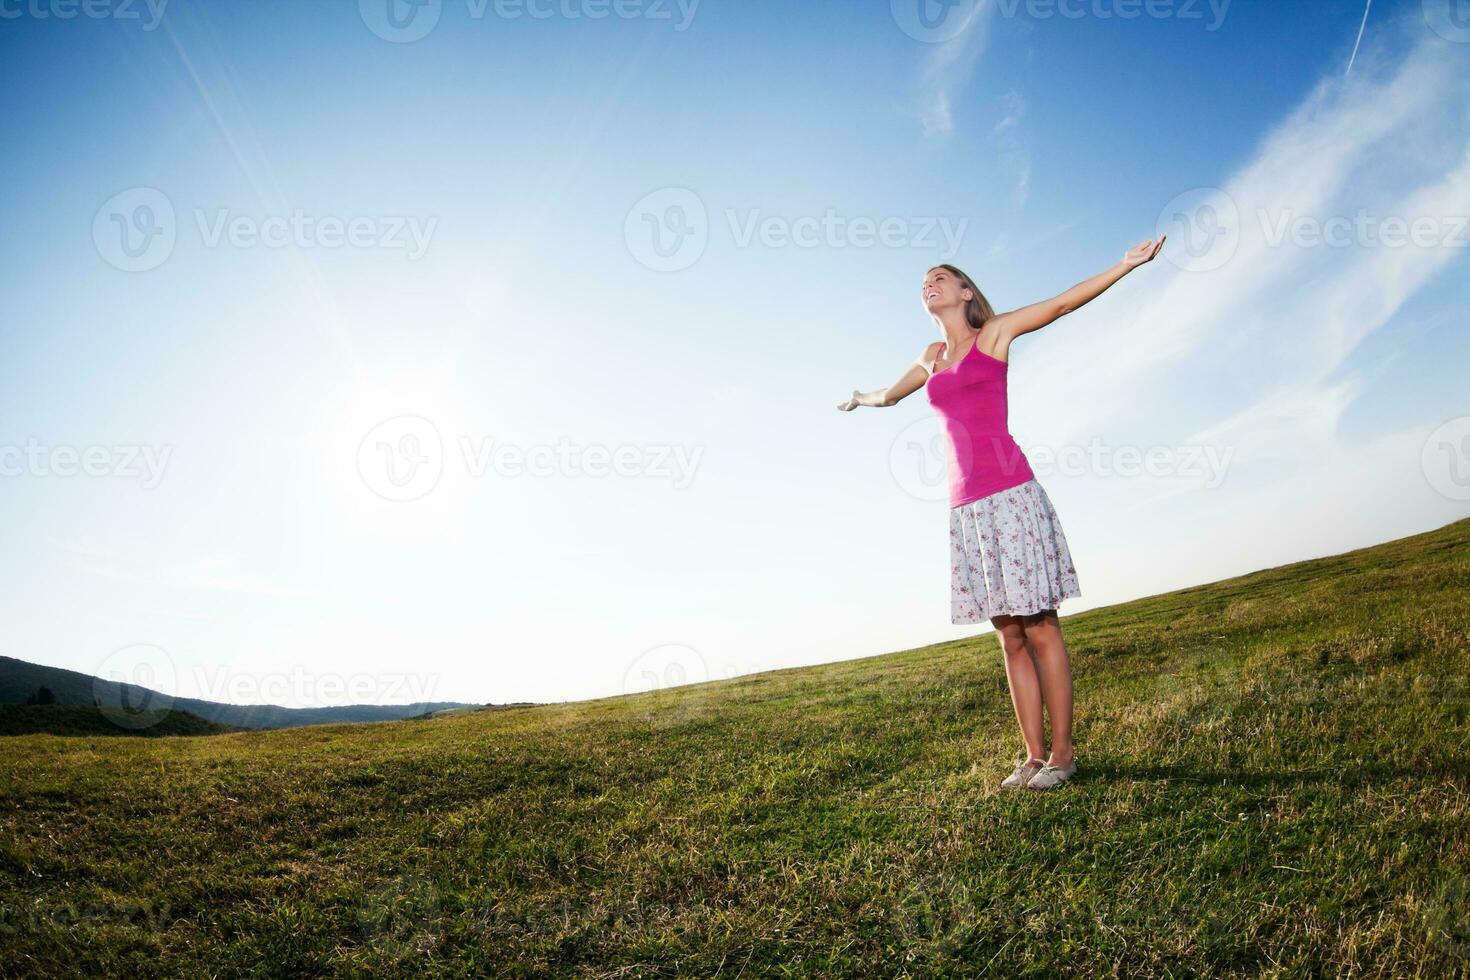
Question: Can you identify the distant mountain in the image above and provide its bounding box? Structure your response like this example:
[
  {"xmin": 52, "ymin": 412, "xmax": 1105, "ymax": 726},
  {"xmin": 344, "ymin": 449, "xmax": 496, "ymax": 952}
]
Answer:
[
  {"xmin": 0, "ymin": 703, "xmax": 238, "ymax": 737},
  {"xmin": 0, "ymin": 656, "xmax": 482, "ymax": 731}
]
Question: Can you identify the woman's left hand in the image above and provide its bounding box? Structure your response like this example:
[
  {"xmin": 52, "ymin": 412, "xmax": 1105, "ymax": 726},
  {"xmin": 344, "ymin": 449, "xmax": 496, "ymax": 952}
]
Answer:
[{"xmin": 1122, "ymin": 234, "xmax": 1166, "ymax": 269}]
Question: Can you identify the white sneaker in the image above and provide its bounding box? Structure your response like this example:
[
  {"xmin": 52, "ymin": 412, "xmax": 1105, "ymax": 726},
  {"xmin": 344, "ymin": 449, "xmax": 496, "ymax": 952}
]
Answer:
[
  {"xmin": 1027, "ymin": 759, "xmax": 1077, "ymax": 791},
  {"xmin": 1000, "ymin": 758, "xmax": 1046, "ymax": 789}
]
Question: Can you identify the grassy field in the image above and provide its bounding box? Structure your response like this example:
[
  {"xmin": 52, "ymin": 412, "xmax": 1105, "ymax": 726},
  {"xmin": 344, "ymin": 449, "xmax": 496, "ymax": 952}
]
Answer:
[{"xmin": 3, "ymin": 519, "xmax": 1469, "ymax": 977}]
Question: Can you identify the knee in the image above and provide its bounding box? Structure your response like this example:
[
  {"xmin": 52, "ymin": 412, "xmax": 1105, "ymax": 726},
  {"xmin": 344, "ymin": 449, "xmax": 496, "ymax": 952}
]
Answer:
[
  {"xmin": 998, "ymin": 632, "xmax": 1030, "ymax": 659},
  {"xmin": 1022, "ymin": 617, "xmax": 1061, "ymax": 653}
]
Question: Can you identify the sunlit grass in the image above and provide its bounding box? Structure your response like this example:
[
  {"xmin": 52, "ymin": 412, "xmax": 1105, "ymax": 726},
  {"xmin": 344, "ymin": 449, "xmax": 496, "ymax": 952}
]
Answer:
[{"xmin": 3, "ymin": 519, "xmax": 1469, "ymax": 976}]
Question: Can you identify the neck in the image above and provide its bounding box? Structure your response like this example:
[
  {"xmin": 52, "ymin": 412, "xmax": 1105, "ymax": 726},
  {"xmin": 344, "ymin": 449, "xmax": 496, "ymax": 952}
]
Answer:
[{"xmin": 933, "ymin": 309, "xmax": 974, "ymax": 348}]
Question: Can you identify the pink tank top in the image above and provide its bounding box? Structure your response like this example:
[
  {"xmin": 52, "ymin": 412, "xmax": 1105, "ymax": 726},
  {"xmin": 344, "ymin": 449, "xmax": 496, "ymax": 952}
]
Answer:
[{"xmin": 925, "ymin": 333, "xmax": 1035, "ymax": 508}]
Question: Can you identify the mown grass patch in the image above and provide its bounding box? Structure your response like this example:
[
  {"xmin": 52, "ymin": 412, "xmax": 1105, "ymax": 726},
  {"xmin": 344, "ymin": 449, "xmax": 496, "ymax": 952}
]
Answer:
[{"xmin": 3, "ymin": 519, "xmax": 1469, "ymax": 976}]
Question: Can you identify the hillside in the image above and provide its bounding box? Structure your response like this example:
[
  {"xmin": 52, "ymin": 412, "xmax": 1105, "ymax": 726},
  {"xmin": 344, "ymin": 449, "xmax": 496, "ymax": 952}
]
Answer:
[
  {"xmin": 0, "ymin": 655, "xmax": 479, "ymax": 730},
  {"xmin": 2, "ymin": 518, "xmax": 1468, "ymax": 977},
  {"xmin": 0, "ymin": 704, "xmax": 237, "ymax": 738}
]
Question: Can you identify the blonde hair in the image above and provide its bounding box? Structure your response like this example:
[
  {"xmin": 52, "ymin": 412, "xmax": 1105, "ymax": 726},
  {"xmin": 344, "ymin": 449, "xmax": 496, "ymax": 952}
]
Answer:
[{"xmin": 930, "ymin": 264, "xmax": 995, "ymax": 329}]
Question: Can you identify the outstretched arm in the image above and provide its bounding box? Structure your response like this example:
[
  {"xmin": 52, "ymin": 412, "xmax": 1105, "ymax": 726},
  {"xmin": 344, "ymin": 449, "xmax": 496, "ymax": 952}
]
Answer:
[
  {"xmin": 837, "ymin": 348, "xmax": 935, "ymax": 410},
  {"xmin": 989, "ymin": 235, "xmax": 1166, "ymax": 341}
]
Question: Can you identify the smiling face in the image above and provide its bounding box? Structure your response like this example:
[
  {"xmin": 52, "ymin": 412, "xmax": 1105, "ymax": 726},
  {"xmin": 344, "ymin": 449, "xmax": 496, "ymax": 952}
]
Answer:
[{"xmin": 922, "ymin": 266, "xmax": 971, "ymax": 315}]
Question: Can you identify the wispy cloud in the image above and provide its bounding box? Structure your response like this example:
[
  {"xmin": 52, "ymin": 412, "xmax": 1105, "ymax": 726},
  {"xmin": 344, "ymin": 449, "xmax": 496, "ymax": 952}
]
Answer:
[
  {"xmin": 992, "ymin": 89, "xmax": 1031, "ymax": 206},
  {"xmin": 1019, "ymin": 25, "xmax": 1470, "ymax": 487},
  {"xmin": 916, "ymin": 1, "xmax": 997, "ymax": 138},
  {"xmin": 986, "ymin": 212, "xmax": 1091, "ymax": 260},
  {"xmin": 1186, "ymin": 144, "xmax": 1470, "ymax": 467}
]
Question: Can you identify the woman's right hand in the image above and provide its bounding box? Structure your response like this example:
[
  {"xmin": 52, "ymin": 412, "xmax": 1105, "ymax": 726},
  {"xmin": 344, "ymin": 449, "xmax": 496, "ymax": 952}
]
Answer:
[{"xmin": 837, "ymin": 389, "xmax": 863, "ymax": 411}]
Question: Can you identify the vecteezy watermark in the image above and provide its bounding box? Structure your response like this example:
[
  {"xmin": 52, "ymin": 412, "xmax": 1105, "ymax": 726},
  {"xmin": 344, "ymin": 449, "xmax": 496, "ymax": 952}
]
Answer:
[
  {"xmin": 92, "ymin": 187, "xmax": 177, "ymax": 273},
  {"xmin": 1156, "ymin": 186, "xmax": 1241, "ymax": 273},
  {"xmin": 0, "ymin": 439, "xmax": 171, "ymax": 489},
  {"xmin": 890, "ymin": 0, "xmax": 1231, "ymax": 42},
  {"xmin": 890, "ymin": 0, "xmax": 985, "ymax": 43},
  {"xmin": 0, "ymin": 898, "xmax": 176, "ymax": 936},
  {"xmin": 0, "ymin": 0, "xmax": 168, "ymax": 29},
  {"xmin": 724, "ymin": 209, "xmax": 967, "ymax": 256},
  {"xmin": 190, "ymin": 664, "xmax": 444, "ymax": 707},
  {"xmin": 1257, "ymin": 209, "xmax": 1469, "ymax": 250},
  {"xmin": 887, "ymin": 417, "xmax": 1233, "ymax": 503},
  {"xmin": 93, "ymin": 644, "xmax": 177, "ymax": 731},
  {"xmin": 358, "ymin": 416, "xmax": 444, "ymax": 503},
  {"xmin": 359, "ymin": 0, "xmax": 700, "ymax": 43},
  {"xmin": 1422, "ymin": 416, "xmax": 1470, "ymax": 502},
  {"xmin": 356, "ymin": 415, "xmax": 704, "ymax": 502},
  {"xmin": 193, "ymin": 209, "xmax": 436, "ymax": 259},
  {"xmin": 359, "ymin": 874, "xmax": 442, "ymax": 959},
  {"xmin": 1427, "ymin": 874, "xmax": 1470, "ymax": 959},
  {"xmin": 1423, "ymin": 0, "xmax": 1470, "ymax": 44},
  {"xmin": 624, "ymin": 187, "xmax": 969, "ymax": 272},
  {"xmin": 1148, "ymin": 644, "xmax": 1245, "ymax": 733},
  {"xmin": 1259, "ymin": 672, "xmax": 1470, "ymax": 708},
  {"xmin": 994, "ymin": 0, "xmax": 1231, "ymax": 29},
  {"xmin": 90, "ymin": 645, "xmax": 447, "ymax": 732},
  {"xmin": 624, "ymin": 188, "xmax": 709, "ymax": 273},
  {"xmin": 622, "ymin": 642, "xmax": 710, "ymax": 699},
  {"xmin": 1025, "ymin": 439, "xmax": 1234, "ymax": 486},
  {"xmin": 618, "ymin": 642, "xmax": 761, "ymax": 724},
  {"xmin": 891, "ymin": 875, "xmax": 1230, "ymax": 961},
  {"xmin": 1157, "ymin": 186, "xmax": 1470, "ymax": 273},
  {"xmin": 466, "ymin": 895, "xmax": 697, "ymax": 940},
  {"xmin": 92, "ymin": 187, "xmax": 437, "ymax": 272}
]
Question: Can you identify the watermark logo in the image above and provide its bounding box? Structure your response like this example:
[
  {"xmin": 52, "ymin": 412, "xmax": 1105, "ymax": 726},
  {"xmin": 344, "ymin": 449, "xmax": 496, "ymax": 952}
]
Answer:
[
  {"xmin": 625, "ymin": 188, "xmax": 969, "ymax": 272},
  {"xmin": 1422, "ymin": 416, "xmax": 1470, "ymax": 501},
  {"xmin": 359, "ymin": 0, "xmax": 443, "ymax": 42},
  {"xmin": 92, "ymin": 188, "xmax": 437, "ymax": 272},
  {"xmin": 193, "ymin": 209, "xmax": 436, "ymax": 258},
  {"xmin": 0, "ymin": 439, "xmax": 171, "ymax": 489},
  {"xmin": 1156, "ymin": 187, "xmax": 1465, "ymax": 272},
  {"xmin": 1257, "ymin": 209, "xmax": 1468, "ymax": 250},
  {"xmin": 891, "ymin": 874, "xmax": 980, "ymax": 959},
  {"xmin": 891, "ymin": 881, "xmax": 1233, "ymax": 962},
  {"xmin": 0, "ymin": 0, "xmax": 168, "ymax": 29},
  {"xmin": 1148, "ymin": 646, "xmax": 1244, "ymax": 733},
  {"xmin": 993, "ymin": 0, "xmax": 1231, "ymax": 30},
  {"xmin": 624, "ymin": 187, "xmax": 709, "ymax": 273},
  {"xmin": 93, "ymin": 187, "xmax": 176, "ymax": 273},
  {"xmin": 891, "ymin": 0, "xmax": 984, "ymax": 43},
  {"xmin": 1156, "ymin": 186, "xmax": 1240, "ymax": 273},
  {"xmin": 622, "ymin": 642, "xmax": 710, "ymax": 698},
  {"xmin": 1427, "ymin": 874, "xmax": 1470, "ymax": 959},
  {"xmin": 359, "ymin": 0, "xmax": 699, "ymax": 43},
  {"xmin": 92, "ymin": 644, "xmax": 177, "ymax": 731},
  {"xmin": 1424, "ymin": 0, "xmax": 1470, "ymax": 43},
  {"xmin": 1025, "ymin": 438, "xmax": 1233, "ymax": 488},
  {"xmin": 889, "ymin": 415, "xmax": 965, "ymax": 503},
  {"xmin": 190, "ymin": 664, "xmax": 443, "ymax": 706},
  {"xmin": 725, "ymin": 209, "xmax": 967, "ymax": 256},
  {"xmin": 355, "ymin": 417, "xmax": 704, "ymax": 500},
  {"xmin": 620, "ymin": 642, "xmax": 720, "ymax": 724},
  {"xmin": 359, "ymin": 873, "xmax": 442, "ymax": 958},
  {"xmin": 0, "ymin": 898, "xmax": 176, "ymax": 936},
  {"xmin": 358, "ymin": 415, "xmax": 445, "ymax": 503},
  {"xmin": 886, "ymin": 425, "xmax": 1233, "ymax": 503}
]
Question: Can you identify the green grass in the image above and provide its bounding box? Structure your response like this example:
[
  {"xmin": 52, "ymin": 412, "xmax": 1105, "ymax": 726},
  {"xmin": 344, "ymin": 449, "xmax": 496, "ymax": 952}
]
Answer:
[{"xmin": 3, "ymin": 518, "xmax": 1470, "ymax": 977}]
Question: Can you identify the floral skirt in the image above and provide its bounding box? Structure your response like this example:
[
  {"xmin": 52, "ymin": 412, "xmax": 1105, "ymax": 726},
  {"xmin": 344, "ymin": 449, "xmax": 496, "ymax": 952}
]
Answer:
[{"xmin": 948, "ymin": 478, "xmax": 1081, "ymax": 623}]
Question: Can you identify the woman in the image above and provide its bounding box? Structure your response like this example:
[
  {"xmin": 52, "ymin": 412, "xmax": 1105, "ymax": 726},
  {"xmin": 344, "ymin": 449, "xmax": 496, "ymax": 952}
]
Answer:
[{"xmin": 837, "ymin": 236, "xmax": 1166, "ymax": 790}]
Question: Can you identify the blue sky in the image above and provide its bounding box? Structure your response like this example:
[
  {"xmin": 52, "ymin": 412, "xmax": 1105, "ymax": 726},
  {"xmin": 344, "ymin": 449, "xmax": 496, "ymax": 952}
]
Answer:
[{"xmin": 1, "ymin": 0, "xmax": 1467, "ymax": 708}]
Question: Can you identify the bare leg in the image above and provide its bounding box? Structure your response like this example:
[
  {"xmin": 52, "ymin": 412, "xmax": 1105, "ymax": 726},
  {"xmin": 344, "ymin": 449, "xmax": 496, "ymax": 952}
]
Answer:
[
  {"xmin": 1022, "ymin": 609, "xmax": 1074, "ymax": 767},
  {"xmin": 992, "ymin": 615, "xmax": 1047, "ymax": 763}
]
